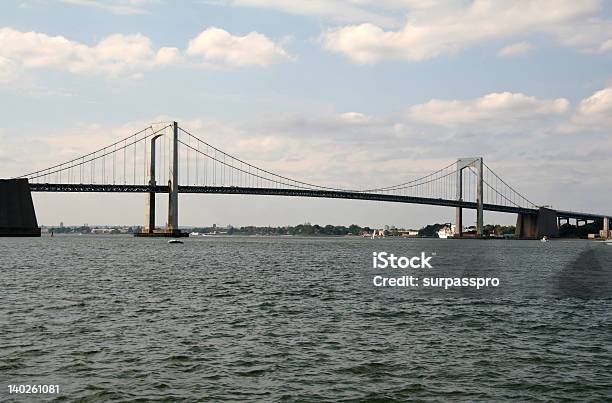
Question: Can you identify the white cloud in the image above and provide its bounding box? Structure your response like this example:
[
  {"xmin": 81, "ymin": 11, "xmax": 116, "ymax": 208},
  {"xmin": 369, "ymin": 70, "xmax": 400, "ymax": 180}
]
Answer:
[
  {"xmin": 339, "ymin": 112, "xmax": 372, "ymax": 124},
  {"xmin": 321, "ymin": 0, "xmax": 612, "ymax": 63},
  {"xmin": 186, "ymin": 27, "xmax": 291, "ymax": 67},
  {"xmin": 0, "ymin": 26, "xmax": 288, "ymax": 79},
  {"xmin": 600, "ymin": 39, "xmax": 612, "ymax": 53},
  {"xmin": 497, "ymin": 42, "xmax": 535, "ymax": 58},
  {"xmin": 576, "ymin": 86, "xmax": 612, "ymax": 118},
  {"xmin": 0, "ymin": 28, "xmax": 179, "ymax": 77},
  {"xmin": 561, "ymin": 86, "xmax": 612, "ymax": 132},
  {"xmin": 406, "ymin": 92, "xmax": 569, "ymax": 127},
  {"xmin": 61, "ymin": 0, "xmax": 157, "ymax": 15}
]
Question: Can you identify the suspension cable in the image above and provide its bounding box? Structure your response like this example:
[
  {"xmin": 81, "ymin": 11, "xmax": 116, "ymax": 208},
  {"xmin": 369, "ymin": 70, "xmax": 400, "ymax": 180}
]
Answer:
[
  {"xmin": 25, "ymin": 125, "xmax": 171, "ymax": 181},
  {"xmin": 16, "ymin": 126, "xmax": 154, "ymax": 179},
  {"xmin": 179, "ymin": 126, "xmax": 460, "ymax": 193}
]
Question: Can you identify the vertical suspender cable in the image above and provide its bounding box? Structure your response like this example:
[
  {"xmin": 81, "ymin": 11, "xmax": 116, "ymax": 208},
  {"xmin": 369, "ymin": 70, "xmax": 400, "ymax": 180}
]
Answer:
[
  {"xmin": 113, "ymin": 144, "xmax": 116, "ymax": 184},
  {"xmin": 133, "ymin": 133, "xmax": 136, "ymax": 185}
]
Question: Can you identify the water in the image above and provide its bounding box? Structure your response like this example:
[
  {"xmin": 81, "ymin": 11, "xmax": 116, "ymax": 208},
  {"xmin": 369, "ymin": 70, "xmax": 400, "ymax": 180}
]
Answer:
[{"xmin": 1, "ymin": 236, "xmax": 611, "ymax": 401}]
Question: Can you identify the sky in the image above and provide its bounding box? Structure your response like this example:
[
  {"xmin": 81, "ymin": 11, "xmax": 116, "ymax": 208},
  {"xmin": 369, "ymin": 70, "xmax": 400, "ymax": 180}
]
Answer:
[{"xmin": 1, "ymin": 0, "xmax": 611, "ymax": 228}]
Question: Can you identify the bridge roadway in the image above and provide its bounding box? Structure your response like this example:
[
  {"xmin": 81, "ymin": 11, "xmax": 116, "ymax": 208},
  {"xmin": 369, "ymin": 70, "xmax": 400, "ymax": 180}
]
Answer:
[{"xmin": 32, "ymin": 182, "xmax": 610, "ymax": 220}]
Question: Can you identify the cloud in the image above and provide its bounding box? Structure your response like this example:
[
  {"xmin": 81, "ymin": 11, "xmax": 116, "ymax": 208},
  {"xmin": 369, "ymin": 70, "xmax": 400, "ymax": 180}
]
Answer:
[
  {"xmin": 0, "ymin": 28, "xmax": 179, "ymax": 77},
  {"xmin": 0, "ymin": 26, "xmax": 289, "ymax": 79},
  {"xmin": 61, "ymin": 0, "xmax": 156, "ymax": 15},
  {"xmin": 406, "ymin": 92, "xmax": 569, "ymax": 127},
  {"xmin": 186, "ymin": 27, "xmax": 291, "ymax": 67},
  {"xmin": 575, "ymin": 86, "xmax": 612, "ymax": 118},
  {"xmin": 600, "ymin": 39, "xmax": 612, "ymax": 53},
  {"xmin": 497, "ymin": 42, "xmax": 535, "ymax": 58},
  {"xmin": 321, "ymin": 0, "xmax": 612, "ymax": 63},
  {"xmin": 560, "ymin": 86, "xmax": 612, "ymax": 133}
]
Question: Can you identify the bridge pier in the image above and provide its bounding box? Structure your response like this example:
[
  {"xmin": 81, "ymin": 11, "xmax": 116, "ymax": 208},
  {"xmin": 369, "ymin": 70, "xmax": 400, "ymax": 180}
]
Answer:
[
  {"xmin": 515, "ymin": 207, "xmax": 559, "ymax": 239},
  {"xmin": 455, "ymin": 207, "xmax": 463, "ymax": 237},
  {"xmin": 0, "ymin": 179, "xmax": 41, "ymax": 236},
  {"xmin": 602, "ymin": 216, "xmax": 610, "ymax": 239}
]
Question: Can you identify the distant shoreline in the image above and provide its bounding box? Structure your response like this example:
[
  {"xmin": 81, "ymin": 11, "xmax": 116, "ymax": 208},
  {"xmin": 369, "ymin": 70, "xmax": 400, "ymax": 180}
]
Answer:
[{"xmin": 38, "ymin": 232, "xmax": 597, "ymax": 240}]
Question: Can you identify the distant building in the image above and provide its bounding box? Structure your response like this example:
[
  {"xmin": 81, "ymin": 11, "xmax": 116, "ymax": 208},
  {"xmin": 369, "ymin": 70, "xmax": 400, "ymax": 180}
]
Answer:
[
  {"xmin": 91, "ymin": 228, "xmax": 113, "ymax": 234},
  {"xmin": 399, "ymin": 230, "xmax": 419, "ymax": 237}
]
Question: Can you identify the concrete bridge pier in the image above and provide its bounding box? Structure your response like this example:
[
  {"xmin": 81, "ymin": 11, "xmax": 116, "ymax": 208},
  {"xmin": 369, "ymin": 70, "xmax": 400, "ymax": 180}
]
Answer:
[
  {"xmin": 0, "ymin": 179, "xmax": 41, "ymax": 236},
  {"xmin": 602, "ymin": 216, "xmax": 610, "ymax": 239},
  {"xmin": 515, "ymin": 207, "xmax": 559, "ymax": 239},
  {"xmin": 455, "ymin": 207, "xmax": 463, "ymax": 237}
]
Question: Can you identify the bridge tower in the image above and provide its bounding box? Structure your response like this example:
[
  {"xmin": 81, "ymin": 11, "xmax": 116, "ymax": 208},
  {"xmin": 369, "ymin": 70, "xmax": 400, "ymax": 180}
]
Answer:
[
  {"xmin": 136, "ymin": 121, "xmax": 186, "ymax": 237},
  {"xmin": 455, "ymin": 157, "xmax": 484, "ymax": 237},
  {"xmin": 145, "ymin": 133, "xmax": 164, "ymax": 233},
  {"xmin": 167, "ymin": 121, "xmax": 179, "ymax": 234}
]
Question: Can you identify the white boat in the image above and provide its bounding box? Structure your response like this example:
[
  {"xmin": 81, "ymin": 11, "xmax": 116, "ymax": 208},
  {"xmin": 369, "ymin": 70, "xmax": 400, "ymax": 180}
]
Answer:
[
  {"xmin": 370, "ymin": 229, "xmax": 385, "ymax": 239},
  {"xmin": 168, "ymin": 239, "xmax": 183, "ymax": 244},
  {"xmin": 541, "ymin": 236, "xmax": 548, "ymax": 242},
  {"xmin": 437, "ymin": 224, "xmax": 456, "ymax": 239}
]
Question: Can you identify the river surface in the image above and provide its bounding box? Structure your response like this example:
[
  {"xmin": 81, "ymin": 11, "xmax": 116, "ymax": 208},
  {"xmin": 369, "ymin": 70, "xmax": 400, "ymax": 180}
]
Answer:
[{"xmin": 1, "ymin": 236, "xmax": 611, "ymax": 401}]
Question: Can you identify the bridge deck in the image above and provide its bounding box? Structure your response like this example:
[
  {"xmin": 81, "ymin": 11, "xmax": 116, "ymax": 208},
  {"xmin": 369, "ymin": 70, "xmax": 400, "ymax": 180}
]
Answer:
[
  {"xmin": 29, "ymin": 183, "xmax": 544, "ymax": 215},
  {"xmin": 28, "ymin": 183, "xmax": 607, "ymax": 220}
]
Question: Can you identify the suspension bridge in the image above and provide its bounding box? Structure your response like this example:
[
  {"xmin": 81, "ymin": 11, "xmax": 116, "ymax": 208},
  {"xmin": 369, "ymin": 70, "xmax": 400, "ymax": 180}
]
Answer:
[{"xmin": 1, "ymin": 121, "xmax": 609, "ymax": 239}]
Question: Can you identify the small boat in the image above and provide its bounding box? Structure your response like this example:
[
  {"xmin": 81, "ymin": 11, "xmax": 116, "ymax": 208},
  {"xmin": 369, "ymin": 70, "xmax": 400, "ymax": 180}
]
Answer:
[
  {"xmin": 168, "ymin": 239, "xmax": 183, "ymax": 244},
  {"xmin": 541, "ymin": 236, "xmax": 548, "ymax": 242},
  {"xmin": 437, "ymin": 224, "xmax": 456, "ymax": 239}
]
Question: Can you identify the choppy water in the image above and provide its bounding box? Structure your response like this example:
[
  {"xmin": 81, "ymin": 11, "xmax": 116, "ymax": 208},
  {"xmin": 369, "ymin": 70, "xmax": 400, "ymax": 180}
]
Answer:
[{"xmin": 1, "ymin": 236, "xmax": 611, "ymax": 401}]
